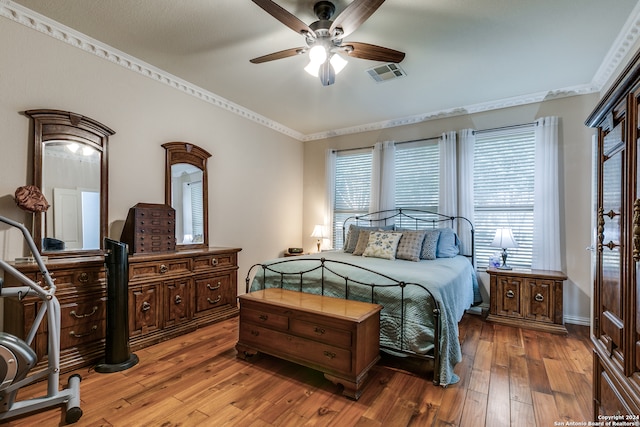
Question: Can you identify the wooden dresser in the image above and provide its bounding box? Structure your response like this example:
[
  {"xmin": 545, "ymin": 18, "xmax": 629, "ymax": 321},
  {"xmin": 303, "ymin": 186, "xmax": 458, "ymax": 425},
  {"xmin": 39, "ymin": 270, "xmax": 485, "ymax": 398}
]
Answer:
[
  {"xmin": 128, "ymin": 247, "xmax": 241, "ymax": 351},
  {"xmin": 486, "ymin": 267, "xmax": 567, "ymax": 334},
  {"xmin": 236, "ymin": 288, "xmax": 381, "ymax": 400},
  {"xmin": 3, "ymin": 256, "xmax": 107, "ymax": 373},
  {"xmin": 3, "ymin": 247, "xmax": 241, "ymax": 373},
  {"xmin": 586, "ymin": 47, "xmax": 640, "ymax": 416}
]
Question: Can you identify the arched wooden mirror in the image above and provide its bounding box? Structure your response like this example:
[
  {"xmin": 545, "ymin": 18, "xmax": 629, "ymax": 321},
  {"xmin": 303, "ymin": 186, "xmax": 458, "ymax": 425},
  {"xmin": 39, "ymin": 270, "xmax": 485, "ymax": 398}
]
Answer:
[
  {"xmin": 26, "ymin": 109, "xmax": 114, "ymax": 256},
  {"xmin": 162, "ymin": 142, "xmax": 211, "ymax": 250}
]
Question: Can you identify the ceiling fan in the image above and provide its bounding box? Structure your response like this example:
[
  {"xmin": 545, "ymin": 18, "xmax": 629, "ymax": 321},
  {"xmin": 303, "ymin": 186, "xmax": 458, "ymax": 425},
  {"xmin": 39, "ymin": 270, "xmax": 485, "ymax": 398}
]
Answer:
[{"xmin": 250, "ymin": 0, "xmax": 405, "ymax": 86}]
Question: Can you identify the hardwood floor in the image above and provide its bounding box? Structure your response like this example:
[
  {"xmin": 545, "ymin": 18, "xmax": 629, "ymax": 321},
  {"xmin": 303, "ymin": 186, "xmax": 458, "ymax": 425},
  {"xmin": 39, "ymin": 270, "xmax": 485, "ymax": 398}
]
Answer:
[{"xmin": 4, "ymin": 313, "xmax": 592, "ymax": 426}]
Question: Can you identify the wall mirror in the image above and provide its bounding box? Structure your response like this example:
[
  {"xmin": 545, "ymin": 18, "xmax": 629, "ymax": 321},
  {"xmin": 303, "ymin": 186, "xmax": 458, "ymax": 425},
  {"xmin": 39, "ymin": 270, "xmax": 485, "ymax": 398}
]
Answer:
[
  {"xmin": 26, "ymin": 109, "xmax": 114, "ymax": 256},
  {"xmin": 162, "ymin": 142, "xmax": 211, "ymax": 249}
]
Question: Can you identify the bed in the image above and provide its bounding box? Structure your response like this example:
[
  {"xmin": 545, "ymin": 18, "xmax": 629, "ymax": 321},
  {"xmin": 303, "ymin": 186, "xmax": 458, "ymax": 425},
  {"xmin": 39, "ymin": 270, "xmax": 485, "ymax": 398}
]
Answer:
[{"xmin": 245, "ymin": 209, "xmax": 481, "ymax": 386}]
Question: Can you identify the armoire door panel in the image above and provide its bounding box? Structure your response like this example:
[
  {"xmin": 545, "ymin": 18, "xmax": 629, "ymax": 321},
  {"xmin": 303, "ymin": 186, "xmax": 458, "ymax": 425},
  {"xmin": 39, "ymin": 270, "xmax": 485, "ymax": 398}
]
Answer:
[{"xmin": 601, "ymin": 310, "xmax": 623, "ymax": 352}]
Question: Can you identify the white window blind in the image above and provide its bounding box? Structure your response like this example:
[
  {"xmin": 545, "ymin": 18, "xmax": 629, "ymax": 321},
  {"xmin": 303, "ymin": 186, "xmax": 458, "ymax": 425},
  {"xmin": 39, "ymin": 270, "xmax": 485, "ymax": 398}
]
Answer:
[
  {"xmin": 395, "ymin": 140, "xmax": 439, "ymax": 221},
  {"xmin": 189, "ymin": 181, "xmax": 204, "ymax": 240},
  {"xmin": 474, "ymin": 126, "xmax": 535, "ymax": 269},
  {"xmin": 333, "ymin": 150, "xmax": 372, "ymax": 248}
]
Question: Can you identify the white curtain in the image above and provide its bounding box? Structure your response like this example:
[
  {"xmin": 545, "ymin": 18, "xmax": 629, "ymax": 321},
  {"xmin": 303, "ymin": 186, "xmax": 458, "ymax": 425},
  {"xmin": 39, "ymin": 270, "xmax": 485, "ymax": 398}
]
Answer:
[
  {"xmin": 532, "ymin": 116, "xmax": 561, "ymax": 271},
  {"xmin": 458, "ymin": 129, "xmax": 475, "ymax": 259},
  {"xmin": 439, "ymin": 131, "xmax": 457, "ymax": 220},
  {"xmin": 370, "ymin": 141, "xmax": 396, "ymax": 214},
  {"xmin": 325, "ymin": 149, "xmax": 337, "ymax": 248}
]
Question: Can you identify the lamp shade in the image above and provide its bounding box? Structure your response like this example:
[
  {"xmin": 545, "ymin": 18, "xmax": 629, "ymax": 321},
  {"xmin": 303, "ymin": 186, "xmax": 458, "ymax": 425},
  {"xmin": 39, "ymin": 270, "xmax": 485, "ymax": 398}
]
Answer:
[
  {"xmin": 310, "ymin": 225, "xmax": 327, "ymax": 238},
  {"xmin": 490, "ymin": 228, "xmax": 519, "ymax": 249}
]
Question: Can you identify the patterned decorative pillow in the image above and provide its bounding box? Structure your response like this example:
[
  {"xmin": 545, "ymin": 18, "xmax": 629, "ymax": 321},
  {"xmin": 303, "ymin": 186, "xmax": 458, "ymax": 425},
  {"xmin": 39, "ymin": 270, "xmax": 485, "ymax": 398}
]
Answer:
[
  {"xmin": 343, "ymin": 224, "xmax": 394, "ymax": 253},
  {"xmin": 396, "ymin": 230, "xmax": 428, "ymax": 262},
  {"xmin": 362, "ymin": 231, "xmax": 403, "ymax": 260},
  {"xmin": 352, "ymin": 230, "xmax": 372, "ymax": 256},
  {"xmin": 420, "ymin": 229, "xmax": 441, "ymax": 260}
]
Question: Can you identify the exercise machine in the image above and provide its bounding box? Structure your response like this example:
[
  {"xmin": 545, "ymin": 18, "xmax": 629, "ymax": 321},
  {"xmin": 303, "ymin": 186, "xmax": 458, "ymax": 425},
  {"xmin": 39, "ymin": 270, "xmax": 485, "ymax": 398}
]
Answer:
[{"xmin": 0, "ymin": 216, "xmax": 82, "ymax": 424}]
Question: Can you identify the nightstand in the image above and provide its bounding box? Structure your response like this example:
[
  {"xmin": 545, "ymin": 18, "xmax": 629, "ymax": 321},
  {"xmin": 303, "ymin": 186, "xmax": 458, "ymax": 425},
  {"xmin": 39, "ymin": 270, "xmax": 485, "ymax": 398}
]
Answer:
[{"xmin": 486, "ymin": 267, "xmax": 567, "ymax": 334}]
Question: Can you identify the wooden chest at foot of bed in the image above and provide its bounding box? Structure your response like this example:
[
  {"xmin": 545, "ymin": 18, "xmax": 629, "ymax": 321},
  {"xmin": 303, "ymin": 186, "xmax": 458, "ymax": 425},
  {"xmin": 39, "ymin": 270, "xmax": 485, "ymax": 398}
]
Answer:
[{"xmin": 236, "ymin": 288, "xmax": 382, "ymax": 400}]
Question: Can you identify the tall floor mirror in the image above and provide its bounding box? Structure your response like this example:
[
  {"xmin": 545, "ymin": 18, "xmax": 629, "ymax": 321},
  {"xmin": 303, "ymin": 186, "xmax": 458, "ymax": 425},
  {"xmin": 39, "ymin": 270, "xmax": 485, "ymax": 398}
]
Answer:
[
  {"xmin": 26, "ymin": 109, "xmax": 114, "ymax": 256},
  {"xmin": 162, "ymin": 142, "xmax": 211, "ymax": 250}
]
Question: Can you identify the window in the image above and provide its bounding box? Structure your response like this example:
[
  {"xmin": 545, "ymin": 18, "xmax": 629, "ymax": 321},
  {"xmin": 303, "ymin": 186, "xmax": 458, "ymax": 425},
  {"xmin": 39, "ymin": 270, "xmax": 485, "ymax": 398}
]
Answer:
[
  {"xmin": 473, "ymin": 126, "xmax": 535, "ymax": 269},
  {"xmin": 395, "ymin": 140, "xmax": 439, "ymax": 216},
  {"xmin": 333, "ymin": 149, "xmax": 372, "ymax": 248}
]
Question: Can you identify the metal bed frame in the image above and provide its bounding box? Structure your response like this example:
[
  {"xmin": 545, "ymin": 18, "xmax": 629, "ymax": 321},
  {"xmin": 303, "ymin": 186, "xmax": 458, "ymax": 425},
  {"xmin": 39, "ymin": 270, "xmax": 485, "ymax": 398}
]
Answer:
[{"xmin": 245, "ymin": 208, "xmax": 475, "ymax": 386}]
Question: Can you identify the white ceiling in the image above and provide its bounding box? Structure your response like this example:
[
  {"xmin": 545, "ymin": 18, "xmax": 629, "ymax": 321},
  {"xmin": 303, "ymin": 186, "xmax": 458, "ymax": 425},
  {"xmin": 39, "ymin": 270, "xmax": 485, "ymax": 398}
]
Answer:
[{"xmin": 8, "ymin": 0, "xmax": 640, "ymax": 138}]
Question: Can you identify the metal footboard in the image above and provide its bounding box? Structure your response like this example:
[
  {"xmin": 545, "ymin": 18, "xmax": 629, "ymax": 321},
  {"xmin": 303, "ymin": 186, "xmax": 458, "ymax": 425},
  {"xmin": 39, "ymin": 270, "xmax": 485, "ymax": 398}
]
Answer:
[{"xmin": 245, "ymin": 257, "xmax": 443, "ymax": 385}]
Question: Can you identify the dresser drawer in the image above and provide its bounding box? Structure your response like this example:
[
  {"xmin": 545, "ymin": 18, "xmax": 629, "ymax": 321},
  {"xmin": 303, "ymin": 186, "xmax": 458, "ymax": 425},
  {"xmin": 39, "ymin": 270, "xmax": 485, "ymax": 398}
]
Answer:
[
  {"xmin": 39, "ymin": 267, "xmax": 104, "ymax": 290},
  {"xmin": 194, "ymin": 274, "xmax": 229, "ymax": 312},
  {"xmin": 290, "ymin": 318, "xmax": 352, "ymax": 348},
  {"xmin": 193, "ymin": 252, "xmax": 237, "ymax": 272},
  {"xmin": 61, "ymin": 318, "xmax": 106, "ymax": 349},
  {"xmin": 129, "ymin": 258, "xmax": 192, "ymax": 280},
  {"xmin": 241, "ymin": 306, "xmax": 289, "ymax": 331},
  {"xmin": 60, "ymin": 296, "xmax": 107, "ymax": 329},
  {"xmin": 240, "ymin": 324, "xmax": 351, "ymax": 373}
]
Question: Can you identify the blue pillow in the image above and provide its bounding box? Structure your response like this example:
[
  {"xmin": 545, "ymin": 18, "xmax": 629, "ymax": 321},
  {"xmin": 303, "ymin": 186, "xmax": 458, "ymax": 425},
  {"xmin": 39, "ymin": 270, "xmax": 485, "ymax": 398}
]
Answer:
[{"xmin": 436, "ymin": 228, "xmax": 460, "ymax": 258}]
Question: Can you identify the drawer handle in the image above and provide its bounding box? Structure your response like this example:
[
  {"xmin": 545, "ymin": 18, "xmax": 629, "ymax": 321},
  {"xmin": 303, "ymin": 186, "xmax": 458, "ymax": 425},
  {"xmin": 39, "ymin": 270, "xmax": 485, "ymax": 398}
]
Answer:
[
  {"xmin": 141, "ymin": 301, "xmax": 152, "ymax": 312},
  {"xmin": 70, "ymin": 306, "xmax": 98, "ymax": 319},
  {"xmin": 70, "ymin": 325, "xmax": 98, "ymax": 338},
  {"xmin": 207, "ymin": 283, "xmax": 221, "ymax": 291},
  {"xmin": 259, "ymin": 314, "xmax": 268, "ymax": 321},
  {"xmin": 251, "ymin": 330, "xmax": 259, "ymax": 336},
  {"xmin": 314, "ymin": 327, "xmax": 326, "ymax": 335},
  {"xmin": 323, "ymin": 351, "xmax": 336, "ymax": 359},
  {"xmin": 78, "ymin": 272, "xmax": 89, "ymax": 283},
  {"xmin": 506, "ymin": 290, "xmax": 515, "ymax": 298},
  {"xmin": 534, "ymin": 293, "xmax": 544, "ymax": 302},
  {"xmin": 207, "ymin": 296, "xmax": 222, "ymax": 304},
  {"xmin": 211, "ymin": 258, "xmax": 218, "ymax": 266},
  {"xmin": 175, "ymin": 295, "xmax": 182, "ymax": 305},
  {"xmin": 159, "ymin": 264, "xmax": 168, "ymax": 274}
]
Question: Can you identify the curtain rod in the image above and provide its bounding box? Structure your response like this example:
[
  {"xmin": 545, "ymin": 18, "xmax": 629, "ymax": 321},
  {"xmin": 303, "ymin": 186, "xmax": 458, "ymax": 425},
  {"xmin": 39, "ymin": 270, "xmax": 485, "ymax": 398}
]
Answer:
[{"xmin": 332, "ymin": 121, "xmax": 534, "ymax": 153}]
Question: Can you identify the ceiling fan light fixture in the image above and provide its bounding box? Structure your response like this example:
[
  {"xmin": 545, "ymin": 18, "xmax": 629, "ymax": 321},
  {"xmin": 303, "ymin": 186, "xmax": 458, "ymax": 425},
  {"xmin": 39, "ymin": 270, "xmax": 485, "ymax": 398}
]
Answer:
[
  {"xmin": 308, "ymin": 45, "xmax": 327, "ymax": 65},
  {"xmin": 304, "ymin": 61, "xmax": 320, "ymax": 77},
  {"xmin": 330, "ymin": 54, "xmax": 347, "ymax": 74}
]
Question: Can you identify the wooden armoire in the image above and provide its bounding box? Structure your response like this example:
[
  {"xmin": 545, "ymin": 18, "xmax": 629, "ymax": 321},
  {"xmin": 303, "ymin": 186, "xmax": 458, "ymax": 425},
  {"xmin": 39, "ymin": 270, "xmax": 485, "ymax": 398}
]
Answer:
[{"xmin": 586, "ymin": 48, "xmax": 640, "ymax": 417}]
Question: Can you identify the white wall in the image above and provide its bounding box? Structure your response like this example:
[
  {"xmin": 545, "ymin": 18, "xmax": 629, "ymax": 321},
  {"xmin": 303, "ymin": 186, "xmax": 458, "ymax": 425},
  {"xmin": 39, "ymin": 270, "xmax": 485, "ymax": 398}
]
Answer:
[
  {"xmin": 302, "ymin": 95, "xmax": 598, "ymax": 325},
  {"xmin": 0, "ymin": 17, "xmax": 304, "ymax": 295}
]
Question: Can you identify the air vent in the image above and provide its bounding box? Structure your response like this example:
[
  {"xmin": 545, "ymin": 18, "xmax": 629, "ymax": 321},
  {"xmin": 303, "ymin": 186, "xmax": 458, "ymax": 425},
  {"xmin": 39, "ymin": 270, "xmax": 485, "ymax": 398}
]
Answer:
[{"xmin": 366, "ymin": 63, "xmax": 407, "ymax": 83}]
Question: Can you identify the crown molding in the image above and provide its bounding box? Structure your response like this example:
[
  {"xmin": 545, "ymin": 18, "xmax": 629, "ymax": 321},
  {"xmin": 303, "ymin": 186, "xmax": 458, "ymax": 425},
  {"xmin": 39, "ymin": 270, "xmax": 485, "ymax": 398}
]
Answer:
[
  {"xmin": 2, "ymin": 0, "xmax": 639, "ymax": 142},
  {"xmin": 0, "ymin": 0, "xmax": 306, "ymax": 141}
]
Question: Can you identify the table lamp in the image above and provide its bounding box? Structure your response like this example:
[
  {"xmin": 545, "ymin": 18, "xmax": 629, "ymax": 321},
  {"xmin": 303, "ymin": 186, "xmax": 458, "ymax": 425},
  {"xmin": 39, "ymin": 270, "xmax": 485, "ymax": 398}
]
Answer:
[
  {"xmin": 490, "ymin": 228, "xmax": 519, "ymax": 270},
  {"xmin": 311, "ymin": 225, "xmax": 327, "ymax": 253}
]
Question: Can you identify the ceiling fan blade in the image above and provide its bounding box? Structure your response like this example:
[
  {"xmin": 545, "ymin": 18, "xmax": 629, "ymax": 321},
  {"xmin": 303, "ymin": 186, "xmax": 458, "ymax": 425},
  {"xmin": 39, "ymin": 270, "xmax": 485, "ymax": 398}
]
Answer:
[
  {"xmin": 330, "ymin": 0, "xmax": 386, "ymax": 39},
  {"xmin": 343, "ymin": 42, "xmax": 405, "ymax": 63},
  {"xmin": 250, "ymin": 47, "xmax": 306, "ymax": 64},
  {"xmin": 252, "ymin": 0, "xmax": 316, "ymax": 38}
]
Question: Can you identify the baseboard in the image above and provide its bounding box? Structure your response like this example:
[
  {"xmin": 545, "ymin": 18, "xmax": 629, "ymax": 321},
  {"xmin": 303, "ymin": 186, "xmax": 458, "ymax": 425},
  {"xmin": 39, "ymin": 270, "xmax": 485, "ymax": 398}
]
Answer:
[{"xmin": 563, "ymin": 315, "xmax": 590, "ymax": 327}]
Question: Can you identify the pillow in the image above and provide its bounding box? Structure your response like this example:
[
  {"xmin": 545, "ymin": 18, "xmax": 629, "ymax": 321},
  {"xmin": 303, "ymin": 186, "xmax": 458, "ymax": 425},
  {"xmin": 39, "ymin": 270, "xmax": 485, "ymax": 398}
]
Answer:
[
  {"xmin": 436, "ymin": 227, "xmax": 460, "ymax": 258},
  {"xmin": 395, "ymin": 230, "xmax": 428, "ymax": 262},
  {"xmin": 343, "ymin": 224, "xmax": 394, "ymax": 253},
  {"xmin": 420, "ymin": 229, "xmax": 440, "ymax": 260},
  {"xmin": 362, "ymin": 231, "xmax": 403, "ymax": 260},
  {"xmin": 352, "ymin": 230, "xmax": 372, "ymax": 256}
]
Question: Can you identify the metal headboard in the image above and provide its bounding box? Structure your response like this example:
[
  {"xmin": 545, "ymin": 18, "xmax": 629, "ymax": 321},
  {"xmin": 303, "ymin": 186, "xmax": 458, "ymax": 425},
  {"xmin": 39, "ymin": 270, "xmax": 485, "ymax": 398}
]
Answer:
[{"xmin": 342, "ymin": 208, "xmax": 475, "ymax": 265}]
